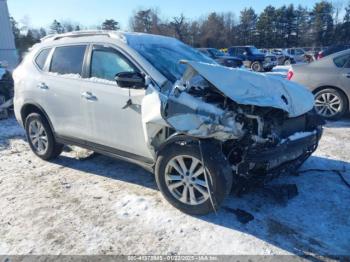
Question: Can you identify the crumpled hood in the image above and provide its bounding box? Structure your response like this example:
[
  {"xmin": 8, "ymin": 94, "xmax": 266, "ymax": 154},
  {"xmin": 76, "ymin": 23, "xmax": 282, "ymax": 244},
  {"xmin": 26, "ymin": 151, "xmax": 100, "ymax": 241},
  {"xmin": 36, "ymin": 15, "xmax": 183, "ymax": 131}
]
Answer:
[{"xmin": 182, "ymin": 61, "xmax": 314, "ymax": 117}]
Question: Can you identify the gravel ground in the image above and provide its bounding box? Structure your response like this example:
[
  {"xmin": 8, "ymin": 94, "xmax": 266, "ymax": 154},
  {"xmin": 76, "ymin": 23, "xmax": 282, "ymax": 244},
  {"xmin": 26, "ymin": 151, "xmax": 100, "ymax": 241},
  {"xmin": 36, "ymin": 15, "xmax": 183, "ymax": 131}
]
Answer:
[{"xmin": 0, "ymin": 116, "xmax": 349, "ymax": 257}]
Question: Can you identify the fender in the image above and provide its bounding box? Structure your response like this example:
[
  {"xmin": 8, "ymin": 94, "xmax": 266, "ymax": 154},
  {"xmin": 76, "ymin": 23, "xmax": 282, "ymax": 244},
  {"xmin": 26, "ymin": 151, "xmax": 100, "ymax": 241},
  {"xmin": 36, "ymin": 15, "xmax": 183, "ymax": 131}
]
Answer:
[
  {"xmin": 156, "ymin": 134, "xmax": 223, "ymax": 161},
  {"xmin": 20, "ymin": 101, "xmax": 55, "ymax": 133}
]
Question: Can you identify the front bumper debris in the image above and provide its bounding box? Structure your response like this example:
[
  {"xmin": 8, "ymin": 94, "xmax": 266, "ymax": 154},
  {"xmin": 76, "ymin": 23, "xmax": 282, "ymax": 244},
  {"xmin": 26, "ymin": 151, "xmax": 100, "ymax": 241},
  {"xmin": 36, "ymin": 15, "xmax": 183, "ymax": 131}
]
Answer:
[{"xmin": 237, "ymin": 127, "xmax": 323, "ymax": 179}]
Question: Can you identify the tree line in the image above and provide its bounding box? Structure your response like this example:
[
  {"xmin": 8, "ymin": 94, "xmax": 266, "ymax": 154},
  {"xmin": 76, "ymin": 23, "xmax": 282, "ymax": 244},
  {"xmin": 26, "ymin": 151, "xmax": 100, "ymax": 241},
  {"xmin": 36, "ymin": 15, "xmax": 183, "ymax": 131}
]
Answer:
[{"xmin": 10, "ymin": 0, "xmax": 350, "ymax": 57}]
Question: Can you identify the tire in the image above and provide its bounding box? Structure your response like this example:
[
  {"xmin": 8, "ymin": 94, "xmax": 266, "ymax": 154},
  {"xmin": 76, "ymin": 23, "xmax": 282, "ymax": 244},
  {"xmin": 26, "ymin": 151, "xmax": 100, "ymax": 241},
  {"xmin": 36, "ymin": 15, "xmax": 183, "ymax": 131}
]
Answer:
[
  {"xmin": 284, "ymin": 59, "xmax": 291, "ymax": 66},
  {"xmin": 314, "ymin": 88, "xmax": 348, "ymax": 120},
  {"xmin": 251, "ymin": 61, "xmax": 263, "ymax": 72},
  {"xmin": 25, "ymin": 113, "xmax": 63, "ymax": 160},
  {"xmin": 155, "ymin": 140, "xmax": 232, "ymax": 215}
]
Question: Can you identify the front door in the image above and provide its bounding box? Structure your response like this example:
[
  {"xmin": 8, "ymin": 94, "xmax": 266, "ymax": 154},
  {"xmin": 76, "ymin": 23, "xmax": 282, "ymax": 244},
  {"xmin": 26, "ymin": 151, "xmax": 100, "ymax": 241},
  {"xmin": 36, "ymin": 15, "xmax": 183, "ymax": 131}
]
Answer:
[{"xmin": 81, "ymin": 44, "xmax": 153, "ymax": 160}]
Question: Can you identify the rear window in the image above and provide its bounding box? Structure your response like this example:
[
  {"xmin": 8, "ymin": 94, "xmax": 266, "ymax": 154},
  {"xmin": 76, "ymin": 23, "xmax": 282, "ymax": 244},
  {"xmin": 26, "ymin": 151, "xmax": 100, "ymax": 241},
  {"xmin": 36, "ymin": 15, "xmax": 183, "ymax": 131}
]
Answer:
[
  {"xmin": 35, "ymin": 48, "xmax": 51, "ymax": 70},
  {"xmin": 333, "ymin": 55, "xmax": 350, "ymax": 68},
  {"xmin": 50, "ymin": 45, "xmax": 86, "ymax": 75}
]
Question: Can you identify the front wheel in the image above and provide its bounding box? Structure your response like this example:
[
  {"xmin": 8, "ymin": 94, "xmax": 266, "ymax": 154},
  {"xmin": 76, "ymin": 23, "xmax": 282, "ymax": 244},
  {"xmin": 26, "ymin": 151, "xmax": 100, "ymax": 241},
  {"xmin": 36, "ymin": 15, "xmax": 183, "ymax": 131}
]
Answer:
[
  {"xmin": 251, "ymin": 61, "xmax": 263, "ymax": 72},
  {"xmin": 155, "ymin": 141, "xmax": 232, "ymax": 215},
  {"xmin": 25, "ymin": 113, "xmax": 63, "ymax": 160}
]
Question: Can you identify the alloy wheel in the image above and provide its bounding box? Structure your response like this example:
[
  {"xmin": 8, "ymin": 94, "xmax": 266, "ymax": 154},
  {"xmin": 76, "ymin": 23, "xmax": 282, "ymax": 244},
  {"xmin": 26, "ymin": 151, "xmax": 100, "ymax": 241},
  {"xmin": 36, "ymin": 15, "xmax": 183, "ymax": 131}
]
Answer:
[
  {"xmin": 165, "ymin": 155, "xmax": 210, "ymax": 205},
  {"xmin": 28, "ymin": 120, "xmax": 48, "ymax": 154},
  {"xmin": 315, "ymin": 92, "xmax": 342, "ymax": 118}
]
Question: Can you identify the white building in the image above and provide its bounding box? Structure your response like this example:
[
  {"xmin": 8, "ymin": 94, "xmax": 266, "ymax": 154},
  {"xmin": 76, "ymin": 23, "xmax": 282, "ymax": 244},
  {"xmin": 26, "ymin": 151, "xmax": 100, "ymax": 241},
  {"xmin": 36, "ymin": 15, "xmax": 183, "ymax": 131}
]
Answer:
[{"xmin": 0, "ymin": 0, "xmax": 19, "ymax": 71}]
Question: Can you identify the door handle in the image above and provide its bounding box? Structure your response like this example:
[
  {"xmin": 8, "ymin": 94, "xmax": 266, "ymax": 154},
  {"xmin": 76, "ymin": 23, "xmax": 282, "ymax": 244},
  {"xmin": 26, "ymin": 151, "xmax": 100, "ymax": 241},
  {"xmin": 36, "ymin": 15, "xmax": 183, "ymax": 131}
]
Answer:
[
  {"xmin": 343, "ymin": 73, "xmax": 350, "ymax": 78},
  {"xmin": 81, "ymin": 91, "xmax": 97, "ymax": 101},
  {"xmin": 38, "ymin": 82, "xmax": 48, "ymax": 90}
]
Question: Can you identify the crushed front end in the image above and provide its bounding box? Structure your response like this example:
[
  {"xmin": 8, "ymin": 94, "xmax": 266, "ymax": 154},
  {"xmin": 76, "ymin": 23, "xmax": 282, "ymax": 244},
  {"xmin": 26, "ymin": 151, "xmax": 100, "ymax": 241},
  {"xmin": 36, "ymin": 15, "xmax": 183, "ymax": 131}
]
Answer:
[
  {"xmin": 221, "ymin": 109, "xmax": 324, "ymax": 191},
  {"xmin": 159, "ymin": 61, "xmax": 324, "ymax": 190}
]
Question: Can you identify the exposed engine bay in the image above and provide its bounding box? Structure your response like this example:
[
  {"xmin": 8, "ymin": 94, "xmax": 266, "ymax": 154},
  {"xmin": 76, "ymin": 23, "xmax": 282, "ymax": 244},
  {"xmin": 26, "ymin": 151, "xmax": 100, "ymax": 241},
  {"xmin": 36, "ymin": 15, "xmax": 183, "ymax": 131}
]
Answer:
[{"xmin": 158, "ymin": 61, "xmax": 324, "ymax": 187}]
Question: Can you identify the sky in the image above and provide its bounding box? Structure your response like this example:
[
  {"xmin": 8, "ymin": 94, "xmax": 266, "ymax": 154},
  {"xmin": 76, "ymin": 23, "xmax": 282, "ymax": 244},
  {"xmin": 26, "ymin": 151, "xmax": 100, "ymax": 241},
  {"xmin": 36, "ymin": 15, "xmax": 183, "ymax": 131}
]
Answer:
[{"xmin": 7, "ymin": 0, "xmax": 342, "ymax": 30}]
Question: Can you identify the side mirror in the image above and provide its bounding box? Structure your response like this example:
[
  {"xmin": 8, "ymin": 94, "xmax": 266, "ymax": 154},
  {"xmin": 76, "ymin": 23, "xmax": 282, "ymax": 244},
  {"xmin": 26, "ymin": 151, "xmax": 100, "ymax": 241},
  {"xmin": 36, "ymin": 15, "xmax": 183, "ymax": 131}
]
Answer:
[{"xmin": 115, "ymin": 72, "xmax": 145, "ymax": 88}]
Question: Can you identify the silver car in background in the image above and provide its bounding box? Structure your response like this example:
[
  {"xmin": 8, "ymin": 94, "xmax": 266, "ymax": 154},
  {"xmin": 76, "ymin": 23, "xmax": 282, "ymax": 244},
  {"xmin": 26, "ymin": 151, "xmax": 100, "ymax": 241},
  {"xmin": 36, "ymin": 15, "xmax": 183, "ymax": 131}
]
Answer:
[{"xmin": 288, "ymin": 49, "xmax": 350, "ymax": 120}]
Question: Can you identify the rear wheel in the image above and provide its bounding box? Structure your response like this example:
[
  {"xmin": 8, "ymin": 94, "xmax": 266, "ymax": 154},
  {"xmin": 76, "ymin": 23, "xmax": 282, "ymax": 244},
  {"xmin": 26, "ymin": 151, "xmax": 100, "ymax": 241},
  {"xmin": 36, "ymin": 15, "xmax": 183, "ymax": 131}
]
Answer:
[
  {"xmin": 284, "ymin": 59, "xmax": 291, "ymax": 65},
  {"xmin": 25, "ymin": 113, "xmax": 63, "ymax": 160},
  {"xmin": 155, "ymin": 141, "xmax": 232, "ymax": 215},
  {"xmin": 314, "ymin": 88, "xmax": 347, "ymax": 120}
]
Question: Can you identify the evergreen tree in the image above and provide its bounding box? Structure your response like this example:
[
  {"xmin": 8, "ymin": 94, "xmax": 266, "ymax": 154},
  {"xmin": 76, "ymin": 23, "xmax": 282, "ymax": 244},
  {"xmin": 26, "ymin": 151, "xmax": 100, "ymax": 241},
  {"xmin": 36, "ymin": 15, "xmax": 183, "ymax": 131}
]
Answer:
[
  {"xmin": 101, "ymin": 19, "xmax": 120, "ymax": 30},
  {"xmin": 310, "ymin": 1, "xmax": 334, "ymax": 46},
  {"xmin": 340, "ymin": 3, "xmax": 350, "ymax": 43},
  {"xmin": 256, "ymin": 6, "xmax": 276, "ymax": 47},
  {"xmin": 295, "ymin": 5, "xmax": 312, "ymax": 46},
  {"xmin": 50, "ymin": 20, "xmax": 64, "ymax": 34},
  {"xmin": 130, "ymin": 9, "xmax": 154, "ymax": 33},
  {"xmin": 239, "ymin": 8, "xmax": 257, "ymax": 45},
  {"xmin": 200, "ymin": 12, "xmax": 226, "ymax": 48},
  {"xmin": 274, "ymin": 5, "xmax": 297, "ymax": 47}
]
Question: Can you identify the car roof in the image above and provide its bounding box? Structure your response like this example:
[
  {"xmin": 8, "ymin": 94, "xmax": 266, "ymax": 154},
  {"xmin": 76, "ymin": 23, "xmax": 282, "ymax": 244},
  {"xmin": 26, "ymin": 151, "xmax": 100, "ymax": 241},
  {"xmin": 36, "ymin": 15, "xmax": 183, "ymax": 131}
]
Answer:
[
  {"xmin": 326, "ymin": 48, "xmax": 350, "ymax": 59},
  {"xmin": 230, "ymin": 46, "xmax": 252, "ymax": 48},
  {"xmin": 306, "ymin": 48, "xmax": 350, "ymax": 68},
  {"xmin": 39, "ymin": 30, "xmax": 178, "ymax": 48}
]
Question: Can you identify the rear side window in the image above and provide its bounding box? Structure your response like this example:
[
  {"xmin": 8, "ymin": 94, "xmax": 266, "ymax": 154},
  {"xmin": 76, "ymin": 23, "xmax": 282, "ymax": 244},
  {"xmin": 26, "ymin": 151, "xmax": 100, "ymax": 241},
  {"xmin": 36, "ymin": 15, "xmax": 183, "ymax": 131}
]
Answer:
[
  {"xmin": 228, "ymin": 48, "xmax": 235, "ymax": 56},
  {"xmin": 50, "ymin": 45, "xmax": 86, "ymax": 75},
  {"xmin": 35, "ymin": 48, "xmax": 51, "ymax": 70},
  {"xmin": 333, "ymin": 55, "xmax": 350, "ymax": 68}
]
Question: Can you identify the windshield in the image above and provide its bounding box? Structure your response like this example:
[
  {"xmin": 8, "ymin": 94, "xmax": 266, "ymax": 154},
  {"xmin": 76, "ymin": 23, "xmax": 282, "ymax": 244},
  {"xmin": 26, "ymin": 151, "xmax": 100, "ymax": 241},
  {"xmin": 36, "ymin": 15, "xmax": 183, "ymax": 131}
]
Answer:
[
  {"xmin": 128, "ymin": 37, "xmax": 215, "ymax": 83},
  {"xmin": 210, "ymin": 48, "xmax": 225, "ymax": 57},
  {"xmin": 249, "ymin": 47, "xmax": 263, "ymax": 55}
]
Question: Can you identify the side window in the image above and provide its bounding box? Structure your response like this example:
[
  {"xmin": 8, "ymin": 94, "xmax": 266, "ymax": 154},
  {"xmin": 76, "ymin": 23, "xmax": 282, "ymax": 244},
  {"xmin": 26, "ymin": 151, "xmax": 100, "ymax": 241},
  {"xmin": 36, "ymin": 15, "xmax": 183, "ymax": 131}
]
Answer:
[
  {"xmin": 35, "ymin": 48, "xmax": 51, "ymax": 70},
  {"xmin": 334, "ymin": 55, "xmax": 350, "ymax": 68},
  {"xmin": 236, "ymin": 48, "xmax": 245, "ymax": 55},
  {"xmin": 228, "ymin": 48, "xmax": 235, "ymax": 56},
  {"xmin": 344, "ymin": 58, "xmax": 350, "ymax": 68},
  {"xmin": 50, "ymin": 45, "xmax": 86, "ymax": 76},
  {"xmin": 295, "ymin": 49, "xmax": 304, "ymax": 55},
  {"xmin": 90, "ymin": 46, "xmax": 136, "ymax": 81}
]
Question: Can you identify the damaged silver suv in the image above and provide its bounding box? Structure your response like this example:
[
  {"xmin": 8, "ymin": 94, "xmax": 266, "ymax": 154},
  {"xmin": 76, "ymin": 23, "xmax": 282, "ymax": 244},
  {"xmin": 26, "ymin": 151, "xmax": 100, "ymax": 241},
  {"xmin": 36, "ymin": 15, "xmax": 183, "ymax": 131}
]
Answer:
[{"xmin": 13, "ymin": 31, "xmax": 324, "ymax": 215}]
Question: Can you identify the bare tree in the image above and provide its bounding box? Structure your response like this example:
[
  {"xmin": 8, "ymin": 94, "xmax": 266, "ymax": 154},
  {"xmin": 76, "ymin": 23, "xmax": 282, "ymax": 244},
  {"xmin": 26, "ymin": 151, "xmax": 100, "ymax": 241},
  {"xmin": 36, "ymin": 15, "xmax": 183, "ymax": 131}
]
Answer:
[{"xmin": 170, "ymin": 14, "xmax": 189, "ymax": 41}]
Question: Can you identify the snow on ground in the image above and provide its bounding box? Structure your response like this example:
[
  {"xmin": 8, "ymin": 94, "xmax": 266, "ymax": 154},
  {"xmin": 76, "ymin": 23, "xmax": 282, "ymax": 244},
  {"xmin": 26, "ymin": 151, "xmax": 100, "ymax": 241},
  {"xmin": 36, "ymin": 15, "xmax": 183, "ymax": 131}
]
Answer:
[
  {"xmin": 0, "ymin": 116, "xmax": 349, "ymax": 257},
  {"xmin": 266, "ymin": 65, "xmax": 291, "ymax": 78}
]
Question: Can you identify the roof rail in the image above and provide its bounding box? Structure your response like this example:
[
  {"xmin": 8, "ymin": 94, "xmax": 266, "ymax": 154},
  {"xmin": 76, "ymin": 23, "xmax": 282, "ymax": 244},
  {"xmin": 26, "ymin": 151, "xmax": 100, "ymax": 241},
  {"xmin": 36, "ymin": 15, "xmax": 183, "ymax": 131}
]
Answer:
[{"xmin": 40, "ymin": 30, "xmax": 126, "ymax": 43}]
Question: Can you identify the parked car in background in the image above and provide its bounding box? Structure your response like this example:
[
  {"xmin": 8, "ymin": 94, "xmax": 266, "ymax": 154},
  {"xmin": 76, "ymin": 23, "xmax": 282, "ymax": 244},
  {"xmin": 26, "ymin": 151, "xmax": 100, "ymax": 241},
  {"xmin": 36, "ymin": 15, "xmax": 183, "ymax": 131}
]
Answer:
[
  {"xmin": 262, "ymin": 53, "xmax": 278, "ymax": 71},
  {"xmin": 269, "ymin": 49, "xmax": 295, "ymax": 65},
  {"xmin": 13, "ymin": 31, "xmax": 323, "ymax": 215},
  {"xmin": 288, "ymin": 49, "xmax": 350, "ymax": 120},
  {"xmin": 284, "ymin": 48, "xmax": 307, "ymax": 63},
  {"xmin": 317, "ymin": 45, "xmax": 350, "ymax": 60},
  {"xmin": 0, "ymin": 63, "xmax": 14, "ymax": 100},
  {"xmin": 197, "ymin": 48, "xmax": 243, "ymax": 68},
  {"xmin": 228, "ymin": 46, "xmax": 276, "ymax": 72}
]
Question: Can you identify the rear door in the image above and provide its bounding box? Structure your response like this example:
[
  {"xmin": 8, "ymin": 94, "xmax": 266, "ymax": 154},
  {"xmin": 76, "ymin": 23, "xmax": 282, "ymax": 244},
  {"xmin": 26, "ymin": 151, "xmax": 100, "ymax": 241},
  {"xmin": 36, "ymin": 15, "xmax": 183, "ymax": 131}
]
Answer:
[
  {"xmin": 42, "ymin": 44, "xmax": 90, "ymax": 139},
  {"xmin": 337, "ymin": 55, "xmax": 350, "ymax": 92},
  {"xmin": 81, "ymin": 44, "xmax": 153, "ymax": 160}
]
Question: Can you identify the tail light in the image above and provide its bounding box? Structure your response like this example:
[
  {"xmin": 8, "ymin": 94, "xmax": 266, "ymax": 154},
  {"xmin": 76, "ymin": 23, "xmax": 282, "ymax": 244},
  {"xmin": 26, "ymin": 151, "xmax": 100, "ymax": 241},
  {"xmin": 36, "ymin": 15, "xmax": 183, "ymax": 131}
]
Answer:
[
  {"xmin": 287, "ymin": 69, "xmax": 294, "ymax": 80},
  {"xmin": 317, "ymin": 52, "xmax": 323, "ymax": 60}
]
